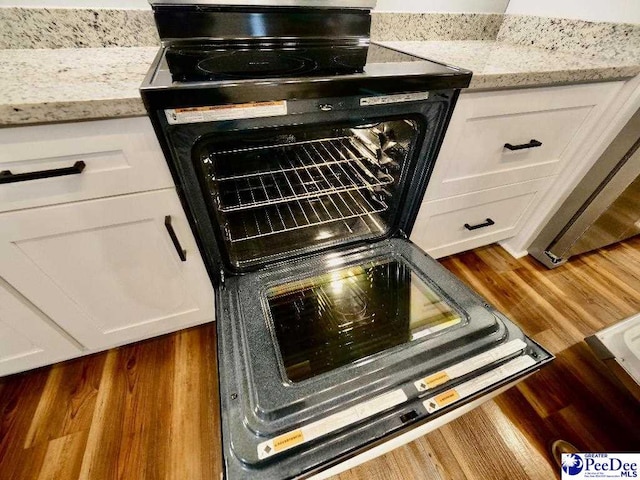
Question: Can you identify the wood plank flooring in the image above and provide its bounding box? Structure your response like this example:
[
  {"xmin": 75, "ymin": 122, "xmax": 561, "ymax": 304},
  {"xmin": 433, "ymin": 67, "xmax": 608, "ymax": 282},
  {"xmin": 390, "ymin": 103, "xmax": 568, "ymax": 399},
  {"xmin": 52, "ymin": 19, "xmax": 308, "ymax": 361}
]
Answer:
[{"xmin": 2, "ymin": 237, "xmax": 640, "ymax": 480}]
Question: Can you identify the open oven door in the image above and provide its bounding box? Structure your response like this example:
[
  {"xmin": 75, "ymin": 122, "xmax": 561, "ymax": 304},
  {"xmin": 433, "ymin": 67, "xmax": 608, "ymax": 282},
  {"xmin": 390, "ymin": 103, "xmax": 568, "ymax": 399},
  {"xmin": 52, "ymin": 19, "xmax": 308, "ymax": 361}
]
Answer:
[{"xmin": 216, "ymin": 237, "xmax": 553, "ymax": 480}]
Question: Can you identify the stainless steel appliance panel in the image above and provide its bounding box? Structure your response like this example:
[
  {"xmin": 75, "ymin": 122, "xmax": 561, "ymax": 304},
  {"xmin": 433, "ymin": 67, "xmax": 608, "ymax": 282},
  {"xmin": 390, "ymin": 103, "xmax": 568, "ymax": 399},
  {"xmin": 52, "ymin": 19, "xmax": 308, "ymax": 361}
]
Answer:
[
  {"xmin": 568, "ymin": 172, "xmax": 640, "ymax": 256},
  {"xmin": 529, "ymin": 107, "xmax": 640, "ymax": 268}
]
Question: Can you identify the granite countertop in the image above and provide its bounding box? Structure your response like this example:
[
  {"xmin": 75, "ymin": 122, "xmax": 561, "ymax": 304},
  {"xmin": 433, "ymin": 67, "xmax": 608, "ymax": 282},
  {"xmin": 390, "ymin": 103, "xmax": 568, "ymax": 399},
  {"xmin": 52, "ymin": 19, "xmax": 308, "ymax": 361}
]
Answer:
[
  {"xmin": 0, "ymin": 47, "xmax": 157, "ymax": 126},
  {"xmin": 378, "ymin": 40, "xmax": 640, "ymax": 90},
  {"xmin": 1, "ymin": 40, "xmax": 639, "ymax": 126}
]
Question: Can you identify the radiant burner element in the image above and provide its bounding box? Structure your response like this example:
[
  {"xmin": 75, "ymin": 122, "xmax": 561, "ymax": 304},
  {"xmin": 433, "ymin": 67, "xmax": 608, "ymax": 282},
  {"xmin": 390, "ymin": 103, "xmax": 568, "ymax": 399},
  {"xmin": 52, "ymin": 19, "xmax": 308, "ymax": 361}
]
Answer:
[
  {"xmin": 196, "ymin": 50, "xmax": 313, "ymax": 78},
  {"xmin": 165, "ymin": 43, "xmax": 371, "ymax": 82}
]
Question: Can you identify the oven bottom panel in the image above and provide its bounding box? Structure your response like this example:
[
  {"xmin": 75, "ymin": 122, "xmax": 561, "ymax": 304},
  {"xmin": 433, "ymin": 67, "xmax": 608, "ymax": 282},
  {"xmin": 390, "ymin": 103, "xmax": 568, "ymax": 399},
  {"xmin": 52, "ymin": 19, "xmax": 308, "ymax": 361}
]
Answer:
[{"xmin": 216, "ymin": 238, "xmax": 553, "ymax": 479}]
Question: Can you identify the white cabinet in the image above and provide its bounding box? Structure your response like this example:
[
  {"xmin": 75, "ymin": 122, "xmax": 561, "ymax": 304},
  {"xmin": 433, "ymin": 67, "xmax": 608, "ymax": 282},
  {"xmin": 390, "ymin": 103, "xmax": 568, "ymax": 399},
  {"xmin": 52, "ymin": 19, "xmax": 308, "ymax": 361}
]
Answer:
[
  {"xmin": 0, "ymin": 277, "xmax": 80, "ymax": 376},
  {"xmin": 0, "ymin": 189, "xmax": 214, "ymax": 351},
  {"xmin": 0, "ymin": 117, "xmax": 174, "ymax": 213},
  {"xmin": 413, "ymin": 81, "xmax": 624, "ymax": 258},
  {"xmin": 0, "ymin": 116, "xmax": 216, "ymax": 375}
]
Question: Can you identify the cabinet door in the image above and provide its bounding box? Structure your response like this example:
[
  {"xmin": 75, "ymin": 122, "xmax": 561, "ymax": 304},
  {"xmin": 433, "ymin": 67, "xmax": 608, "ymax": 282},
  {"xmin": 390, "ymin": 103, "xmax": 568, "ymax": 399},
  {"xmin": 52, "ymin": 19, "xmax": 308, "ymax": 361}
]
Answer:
[
  {"xmin": 0, "ymin": 189, "xmax": 215, "ymax": 351},
  {"xmin": 0, "ymin": 277, "xmax": 80, "ymax": 376}
]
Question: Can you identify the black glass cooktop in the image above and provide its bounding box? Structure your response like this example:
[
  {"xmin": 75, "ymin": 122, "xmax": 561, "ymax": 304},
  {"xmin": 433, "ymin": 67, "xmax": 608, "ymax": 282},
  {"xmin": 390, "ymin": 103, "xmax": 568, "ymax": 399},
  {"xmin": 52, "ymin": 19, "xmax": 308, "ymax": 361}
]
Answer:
[{"xmin": 165, "ymin": 42, "xmax": 422, "ymax": 82}]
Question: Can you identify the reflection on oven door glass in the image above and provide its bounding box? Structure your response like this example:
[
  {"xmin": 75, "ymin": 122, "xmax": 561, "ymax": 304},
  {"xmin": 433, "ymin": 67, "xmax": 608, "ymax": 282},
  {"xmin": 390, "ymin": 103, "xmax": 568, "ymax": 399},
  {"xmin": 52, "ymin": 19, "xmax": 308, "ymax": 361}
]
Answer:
[{"xmin": 267, "ymin": 258, "xmax": 461, "ymax": 382}]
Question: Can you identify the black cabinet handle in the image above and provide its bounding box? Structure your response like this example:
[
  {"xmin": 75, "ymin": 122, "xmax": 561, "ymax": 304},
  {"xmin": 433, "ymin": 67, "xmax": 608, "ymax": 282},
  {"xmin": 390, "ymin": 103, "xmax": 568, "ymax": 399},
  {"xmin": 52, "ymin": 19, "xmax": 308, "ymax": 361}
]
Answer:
[
  {"xmin": 504, "ymin": 139, "xmax": 542, "ymax": 151},
  {"xmin": 0, "ymin": 160, "xmax": 86, "ymax": 184},
  {"xmin": 464, "ymin": 218, "xmax": 495, "ymax": 231},
  {"xmin": 164, "ymin": 216, "xmax": 187, "ymax": 262}
]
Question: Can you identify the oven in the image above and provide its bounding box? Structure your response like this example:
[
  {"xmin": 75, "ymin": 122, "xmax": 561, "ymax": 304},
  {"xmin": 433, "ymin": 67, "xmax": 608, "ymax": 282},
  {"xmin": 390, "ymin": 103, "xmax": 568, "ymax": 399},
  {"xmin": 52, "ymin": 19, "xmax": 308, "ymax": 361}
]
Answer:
[{"xmin": 141, "ymin": 2, "xmax": 553, "ymax": 479}]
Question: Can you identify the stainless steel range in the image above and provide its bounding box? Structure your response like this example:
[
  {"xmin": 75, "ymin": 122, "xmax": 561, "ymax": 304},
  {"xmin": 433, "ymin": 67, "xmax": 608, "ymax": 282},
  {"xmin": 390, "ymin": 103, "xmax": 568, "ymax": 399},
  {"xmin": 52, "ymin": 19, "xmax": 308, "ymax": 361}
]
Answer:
[{"xmin": 140, "ymin": 2, "xmax": 553, "ymax": 478}]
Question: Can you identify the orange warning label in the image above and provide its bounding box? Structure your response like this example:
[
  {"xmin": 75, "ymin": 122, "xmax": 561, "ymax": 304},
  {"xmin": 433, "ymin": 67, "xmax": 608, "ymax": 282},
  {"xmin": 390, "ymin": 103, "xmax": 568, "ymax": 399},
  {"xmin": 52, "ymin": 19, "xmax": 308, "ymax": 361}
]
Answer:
[
  {"xmin": 435, "ymin": 389, "xmax": 460, "ymax": 406},
  {"xmin": 424, "ymin": 371, "xmax": 450, "ymax": 389},
  {"xmin": 273, "ymin": 430, "xmax": 304, "ymax": 452}
]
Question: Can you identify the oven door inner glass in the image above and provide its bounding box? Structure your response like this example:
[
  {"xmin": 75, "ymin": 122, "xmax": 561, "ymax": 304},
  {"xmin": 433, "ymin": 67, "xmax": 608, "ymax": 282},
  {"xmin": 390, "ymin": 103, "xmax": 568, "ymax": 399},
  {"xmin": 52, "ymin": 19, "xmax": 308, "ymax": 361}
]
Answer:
[
  {"xmin": 267, "ymin": 257, "xmax": 462, "ymax": 382},
  {"xmin": 194, "ymin": 119, "xmax": 421, "ymax": 269}
]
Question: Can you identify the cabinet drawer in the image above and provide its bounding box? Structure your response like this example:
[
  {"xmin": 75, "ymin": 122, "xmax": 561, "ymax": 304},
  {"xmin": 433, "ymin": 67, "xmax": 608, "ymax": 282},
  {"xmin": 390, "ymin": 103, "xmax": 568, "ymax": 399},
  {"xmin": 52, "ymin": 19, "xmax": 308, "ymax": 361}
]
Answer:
[
  {"xmin": 0, "ymin": 117, "xmax": 174, "ymax": 212},
  {"xmin": 412, "ymin": 179, "xmax": 547, "ymax": 258},
  {"xmin": 425, "ymin": 82, "xmax": 623, "ymax": 201}
]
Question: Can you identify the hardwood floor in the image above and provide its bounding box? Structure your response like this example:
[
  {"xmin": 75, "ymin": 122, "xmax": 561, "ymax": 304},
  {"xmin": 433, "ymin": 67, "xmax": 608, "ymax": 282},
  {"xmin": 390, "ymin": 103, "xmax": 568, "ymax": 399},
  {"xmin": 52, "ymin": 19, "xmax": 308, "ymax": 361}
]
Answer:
[
  {"xmin": 0, "ymin": 324, "xmax": 221, "ymax": 480},
  {"xmin": 2, "ymin": 237, "xmax": 640, "ymax": 480}
]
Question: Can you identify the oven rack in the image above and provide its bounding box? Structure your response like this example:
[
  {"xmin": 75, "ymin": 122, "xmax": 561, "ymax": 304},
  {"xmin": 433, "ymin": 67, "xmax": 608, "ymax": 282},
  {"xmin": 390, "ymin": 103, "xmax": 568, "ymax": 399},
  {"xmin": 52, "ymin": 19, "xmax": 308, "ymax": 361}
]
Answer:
[
  {"xmin": 208, "ymin": 136, "xmax": 393, "ymax": 213},
  {"xmin": 223, "ymin": 188, "xmax": 388, "ymax": 243}
]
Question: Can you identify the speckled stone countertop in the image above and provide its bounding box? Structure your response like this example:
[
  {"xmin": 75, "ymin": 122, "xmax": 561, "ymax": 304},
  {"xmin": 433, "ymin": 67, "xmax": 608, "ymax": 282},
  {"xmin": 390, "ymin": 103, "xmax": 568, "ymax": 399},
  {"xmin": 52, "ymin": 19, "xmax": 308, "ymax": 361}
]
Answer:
[
  {"xmin": 0, "ymin": 47, "xmax": 157, "ymax": 126},
  {"xmin": 378, "ymin": 40, "xmax": 640, "ymax": 91},
  {"xmin": 2, "ymin": 40, "xmax": 639, "ymax": 126}
]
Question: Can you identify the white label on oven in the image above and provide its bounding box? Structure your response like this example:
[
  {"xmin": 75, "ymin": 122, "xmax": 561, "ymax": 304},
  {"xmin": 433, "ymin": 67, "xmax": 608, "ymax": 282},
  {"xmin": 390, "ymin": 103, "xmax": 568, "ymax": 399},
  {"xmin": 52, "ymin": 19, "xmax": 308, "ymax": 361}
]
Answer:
[
  {"xmin": 256, "ymin": 388, "xmax": 407, "ymax": 460},
  {"xmin": 413, "ymin": 339, "xmax": 527, "ymax": 392},
  {"xmin": 360, "ymin": 92, "xmax": 430, "ymax": 106},
  {"xmin": 423, "ymin": 355, "xmax": 536, "ymax": 414},
  {"xmin": 164, "ymin": 100, "xmax": 287, "ymax": 124},
  {"xmin": 411, "ymin": 317, "xmax": 461, "ymax": 341}
]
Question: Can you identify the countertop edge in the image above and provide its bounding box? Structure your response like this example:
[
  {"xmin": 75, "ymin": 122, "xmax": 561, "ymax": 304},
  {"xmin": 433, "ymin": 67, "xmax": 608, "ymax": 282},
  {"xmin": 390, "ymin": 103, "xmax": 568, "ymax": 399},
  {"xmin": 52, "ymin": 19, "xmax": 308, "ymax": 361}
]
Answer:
[
  {"xmin": 467, "ymin": 66, "xmax": 640, "ymax": 91},
  {"xmin": 0, "ymin": 97, "xmax": 148, "ymax": 127}
]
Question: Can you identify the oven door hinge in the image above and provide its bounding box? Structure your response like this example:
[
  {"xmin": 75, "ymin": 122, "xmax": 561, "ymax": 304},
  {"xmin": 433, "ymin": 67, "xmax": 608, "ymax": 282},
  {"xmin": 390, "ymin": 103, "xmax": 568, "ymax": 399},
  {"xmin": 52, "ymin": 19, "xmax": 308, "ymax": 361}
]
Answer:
[{"xmin": 397, "ymin": 229, "xmax": 409, "ymax": 240}]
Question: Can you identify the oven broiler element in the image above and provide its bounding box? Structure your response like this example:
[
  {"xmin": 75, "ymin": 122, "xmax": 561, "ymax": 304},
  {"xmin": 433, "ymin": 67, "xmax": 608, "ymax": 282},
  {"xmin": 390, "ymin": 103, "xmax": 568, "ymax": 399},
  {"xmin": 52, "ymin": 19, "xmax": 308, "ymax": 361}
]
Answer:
[{"xmin": 140, "ymin": 2, "xmax": 552, "ymax": 479}]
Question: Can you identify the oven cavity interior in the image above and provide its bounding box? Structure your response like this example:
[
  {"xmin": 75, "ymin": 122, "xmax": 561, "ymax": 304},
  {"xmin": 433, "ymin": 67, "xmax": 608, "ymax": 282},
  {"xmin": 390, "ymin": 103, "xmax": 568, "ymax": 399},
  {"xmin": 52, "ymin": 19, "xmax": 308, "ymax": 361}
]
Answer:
[{"xmin": 194, "ymin": 119, "xmax": 420, "ymax": 268}]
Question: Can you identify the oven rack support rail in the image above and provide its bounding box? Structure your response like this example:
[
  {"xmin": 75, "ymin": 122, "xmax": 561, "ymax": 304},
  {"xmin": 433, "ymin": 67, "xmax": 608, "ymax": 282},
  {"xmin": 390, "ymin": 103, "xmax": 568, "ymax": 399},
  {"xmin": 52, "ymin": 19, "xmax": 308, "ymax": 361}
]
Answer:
[
  {"xmin": 207, "ymin": 136, "xmax": 394, "ymax": 213},
  {"xmin": 222, "ymin": 188, "xmax": 388, "ymax": 243}
]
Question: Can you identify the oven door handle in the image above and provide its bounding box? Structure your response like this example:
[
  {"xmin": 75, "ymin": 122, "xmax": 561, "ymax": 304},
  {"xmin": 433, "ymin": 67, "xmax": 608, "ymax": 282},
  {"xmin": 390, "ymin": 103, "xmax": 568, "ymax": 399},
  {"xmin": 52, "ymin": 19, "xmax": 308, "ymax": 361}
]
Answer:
[{"xmin": 164, "ymin": 215, "xmax": 187, "ymax": 262}]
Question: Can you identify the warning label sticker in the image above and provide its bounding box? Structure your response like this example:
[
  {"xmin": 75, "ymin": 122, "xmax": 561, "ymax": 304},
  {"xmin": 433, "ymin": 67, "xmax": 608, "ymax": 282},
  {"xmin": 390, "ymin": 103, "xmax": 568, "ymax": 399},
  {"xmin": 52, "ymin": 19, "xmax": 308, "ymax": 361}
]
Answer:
[
  {"xmin": 273, "ymin": 430, "xmax": 304, "ymax": 452},
  {"xmin": 360, "ymin": 92, "xmax": 430, "ymax": 106},
  {"xmin": 164, "ymin": 101, "xmax": 287, "ymax": 124},
  {"xmin": 257, "ymin": 388, "xmax": 407, "ymax": 460}
]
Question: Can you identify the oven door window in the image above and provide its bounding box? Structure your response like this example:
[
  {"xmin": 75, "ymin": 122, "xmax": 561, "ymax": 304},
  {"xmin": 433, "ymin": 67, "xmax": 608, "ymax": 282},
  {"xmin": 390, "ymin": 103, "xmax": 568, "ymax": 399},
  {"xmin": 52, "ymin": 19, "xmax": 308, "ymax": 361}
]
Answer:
[
  {"xmin": 267, "ymin": 257, "xmax": 462, "ymax": 382},
  {"xmin": 193, "ymin": 118, "xmax": 423, "ymax": 270}
]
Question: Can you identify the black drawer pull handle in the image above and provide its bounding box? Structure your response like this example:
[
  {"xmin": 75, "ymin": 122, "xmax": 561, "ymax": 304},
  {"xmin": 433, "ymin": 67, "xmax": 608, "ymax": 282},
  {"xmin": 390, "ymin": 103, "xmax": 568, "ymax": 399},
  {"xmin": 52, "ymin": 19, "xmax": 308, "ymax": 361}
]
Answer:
[
  {"xmin": 504, "ymin": 139, "xmax": 542, "ymax": 151},
  {"xmin": 164, "ymin": 215, "xmax": 187, "ymax": 262},
  {"xmin": 0, "ymin": 160, "xmax": 86, "ymax": 184},
  {"xmin": 464, "ymin": 218, "xmax": 495, "ymax": 231}
]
